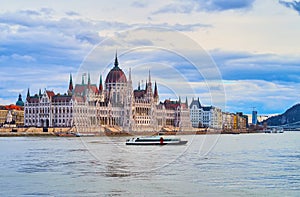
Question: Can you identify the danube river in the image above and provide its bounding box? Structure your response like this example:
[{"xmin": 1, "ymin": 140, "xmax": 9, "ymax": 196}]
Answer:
[{"xmin": 0, "ymin": 132, "xmax": 299, "ymax": 196}]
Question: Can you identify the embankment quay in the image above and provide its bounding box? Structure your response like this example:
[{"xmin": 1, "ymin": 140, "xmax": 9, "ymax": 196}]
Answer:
[{"xmin": 0, "ymin": 127, "xmax": 258, "ymax": 137}]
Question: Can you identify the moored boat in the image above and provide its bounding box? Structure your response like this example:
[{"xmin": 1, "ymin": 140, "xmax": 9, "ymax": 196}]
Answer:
[
  {"xmin": 126, "ymin": 136, "xmax": 187, "ymax": 145},
  {"xmin": 54, "ymin": 131, "xmax": 76, "ymax": 137}
]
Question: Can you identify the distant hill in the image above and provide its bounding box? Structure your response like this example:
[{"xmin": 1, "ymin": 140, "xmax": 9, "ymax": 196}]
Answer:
[{"xmin": 263, "ymin": 103, "xmax": 300, "ymax": 126}]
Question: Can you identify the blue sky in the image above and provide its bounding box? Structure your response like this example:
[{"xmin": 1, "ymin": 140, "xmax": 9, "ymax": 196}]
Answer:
[{"xmin": 0, "ymin": 0, "xmax": 300, "ymax": 115}]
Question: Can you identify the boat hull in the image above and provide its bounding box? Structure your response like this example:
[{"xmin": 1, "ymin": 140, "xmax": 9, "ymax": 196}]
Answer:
[{"xmin": 126, "ymin": 140, "xmax": 187, "ymax": 145}]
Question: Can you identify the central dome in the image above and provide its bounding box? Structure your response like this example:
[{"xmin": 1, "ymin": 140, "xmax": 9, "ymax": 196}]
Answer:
[{"xmin": 105, "ymin": 55, "xmax": 127, "ymax": 84}]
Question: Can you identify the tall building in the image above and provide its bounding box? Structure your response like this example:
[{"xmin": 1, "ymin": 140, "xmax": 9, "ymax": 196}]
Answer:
[
  {"xmin": 252, "ymin": 110, "xmax": 258, "ymax": 125},
  {"xmin": 24, "ymin": 53, "xmax": 192, "ymax": 131}
]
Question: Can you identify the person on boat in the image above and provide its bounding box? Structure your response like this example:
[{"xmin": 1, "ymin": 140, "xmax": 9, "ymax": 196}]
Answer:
[{"xmin": 160, "ymin": 137, "xmax": 164, "ymax": 145}]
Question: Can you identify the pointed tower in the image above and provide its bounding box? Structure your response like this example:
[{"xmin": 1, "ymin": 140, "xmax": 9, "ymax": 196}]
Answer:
[
  {"xmin": 145, "ymin": 80, "xmax": 148, "ymax": 90},
  {"xmin": 138, "ymin": 81, "xmax": 141, "ymax": 90},
  {"xmin": 27, "ymin": 88, "xmax": 30, "ymax": 98},
  {"xmin": 69, "ymin": 73, "xmax": 73, "ymax": 91},
  {"xmin": 153, "ymin": 81, "xmax": 159, "ymax": 103},
  {"xmin": 39, "ymin": 89, "xmax": 42, "ymax": 97},
  {"xmin": 178, "ymin": 96, "xmax": 181, "ymax": 104},
  {"xmin": 99, "ymin": 75, "xmax": 103, "ymax": 93},
  {"xmin": 68, "ymin": 73, "xmax": 73, "ymax": 96}
]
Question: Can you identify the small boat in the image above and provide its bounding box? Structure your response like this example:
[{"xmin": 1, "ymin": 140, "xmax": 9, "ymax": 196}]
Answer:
[
  {"xmin": 126, "ymin": 136, "xmax": 187, "ymax": 145},
  {"xmin": 54, "ymin": 131, "xmax": 76, "ymax": 137},
  {"xmin": 75, "ymin": 132, "xmax": 96, "ymax": 137}
]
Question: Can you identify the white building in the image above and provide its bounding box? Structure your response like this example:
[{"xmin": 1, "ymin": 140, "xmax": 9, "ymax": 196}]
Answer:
[
  {"xmin": 189, "ymin": 98, "xmax": 223, "ymax": 129},
  {"xmin": 24, "ymin": 89, "xmax": 73, "ymax": 127}
]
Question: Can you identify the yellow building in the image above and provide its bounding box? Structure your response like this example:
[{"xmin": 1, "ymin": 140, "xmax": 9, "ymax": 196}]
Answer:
[{"xmin": 0, "ymin": 105, "xmax": 24, "ymax": 127}]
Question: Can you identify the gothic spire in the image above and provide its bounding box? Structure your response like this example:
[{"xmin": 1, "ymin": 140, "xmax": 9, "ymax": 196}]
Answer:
[
  {"xmin": 138, "ymin": 81, "xmax": 140, "ymax": 90},
  {"xmin": 27, "ymin": 88, "xmax": 30, "ymax": 98},
  {"xmin": 69, "ymin": 73, "xmax": 73, "ymax": 91},
  {"xmin": 153, "ymin": 81, "xmax": 158, "ymax": 98},
  {"xmin": 99, "ymin": 75, "xmax": 103, "ymax": 93},
  {"xmin": 179, "ymin": 96, "xmax": 181, "ymax": 104},
  {"xmin": 145, "ymin": 80, "xmax": 148, "ymax": 90}
]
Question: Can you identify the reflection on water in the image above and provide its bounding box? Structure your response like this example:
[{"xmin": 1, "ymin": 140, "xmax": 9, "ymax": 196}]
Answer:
[{"xmin": 0, "ymin": 133, "xmax": 299, "ymax": 196}]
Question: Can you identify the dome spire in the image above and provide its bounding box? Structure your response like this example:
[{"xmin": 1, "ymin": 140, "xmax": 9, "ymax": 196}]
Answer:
[{"xmin": 114, "ymin": 50, "xmax": 119, "ymax": 68}]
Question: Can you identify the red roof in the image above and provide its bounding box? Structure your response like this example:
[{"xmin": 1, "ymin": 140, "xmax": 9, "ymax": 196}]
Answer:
[
  {"xmin": 5, "ymin": 104, "xmax": 23, "ymax": 111},
  {"xmin": 46, "ymin": 90, "xmax": 55, "ymax": 98},
  {"xmin": 74, "ymin": 84, "xmax": 98, "ymax": 94},
  {"xmin": 27, "ymin": 97, "xmax": 39, "ymax": 103}
]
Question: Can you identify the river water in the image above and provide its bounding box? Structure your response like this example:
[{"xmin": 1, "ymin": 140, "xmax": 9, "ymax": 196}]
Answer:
[{"xmin": 0, "ymin": 132, "xmax": 299, "ymax": 196}]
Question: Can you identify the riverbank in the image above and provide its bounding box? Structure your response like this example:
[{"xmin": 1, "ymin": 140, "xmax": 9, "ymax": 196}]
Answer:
[{"xmin": 0, "ymin": 126, "xmax": 262, "ymax": 137}]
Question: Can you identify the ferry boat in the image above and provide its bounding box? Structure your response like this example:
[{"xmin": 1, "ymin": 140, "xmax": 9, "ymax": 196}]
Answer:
[{"xmin": 126, "ymin": 136, "xmax": 188, "ymax": 145}]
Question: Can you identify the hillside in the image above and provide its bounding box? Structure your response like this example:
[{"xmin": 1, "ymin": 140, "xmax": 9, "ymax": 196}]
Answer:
[{"xmin": 263, "ymin": 103, "xmax": 300, "ymax": 126}]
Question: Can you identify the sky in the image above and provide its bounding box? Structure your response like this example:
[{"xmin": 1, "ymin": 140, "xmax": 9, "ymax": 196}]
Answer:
[{"xmin": 0, "ymin": 0, "xmax": 300, "ymax": 115}]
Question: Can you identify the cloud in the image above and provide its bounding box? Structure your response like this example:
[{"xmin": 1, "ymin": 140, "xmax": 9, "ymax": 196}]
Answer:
[
  {"xmin": 131, "ymin": 1, "xmax": 148, "ymax": 8},
  {"xmin": 221, "ymin": 80, "xmax": 300, "ymax": 114},
  {"xmin": 65, "ymin": 11, "xmax": 80, "ymax": 16},
  {"xmin": 210, "ymin": 49, "xmax": 300, "ymax": 83},
  {"xmin": 279, "ymin": 0, "xmax": 300, "ymax": 14},
  {"xmin": 7, "ymin": 89, "xmax": 24, "ymax": 93},
  {"xmin": 153, "ymin": 0, "xmax": 255, "ymax": 14}
]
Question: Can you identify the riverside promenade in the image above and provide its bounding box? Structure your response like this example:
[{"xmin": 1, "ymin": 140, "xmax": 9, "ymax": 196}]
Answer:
[{"xmin": 0, "ymin": 126, "xmax": 255, "ymax": 137}]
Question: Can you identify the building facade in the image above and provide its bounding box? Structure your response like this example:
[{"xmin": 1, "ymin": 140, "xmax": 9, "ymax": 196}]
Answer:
[
  {"xmin": 24, "ymin": 89, "xmax": 73, "ymax": 127},
  {"xmin": 189, "ymin": 98, "xmax": 223, "ymax": 129},
  {"xmin": 24, "ymin": 54, "xmax": 192, "ymax": 131}
]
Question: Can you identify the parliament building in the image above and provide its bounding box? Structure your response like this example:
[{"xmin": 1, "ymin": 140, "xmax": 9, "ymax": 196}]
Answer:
[{"xmin": 24, "ymin": 54, "xmax": 192, "ymax": 132}]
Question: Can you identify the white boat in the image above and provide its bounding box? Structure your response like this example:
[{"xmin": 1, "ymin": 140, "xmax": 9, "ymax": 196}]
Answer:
[
  {"xmin": 126, "ymin": 136, "xmax": 187, "ymax": 145},
  {"xmin": 264, "ymin": 127, "xmax": 284, "ymax": 133},
  {"xmin": 75, "ymin": 132, "xmax": 96, "ymax": 137}
]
